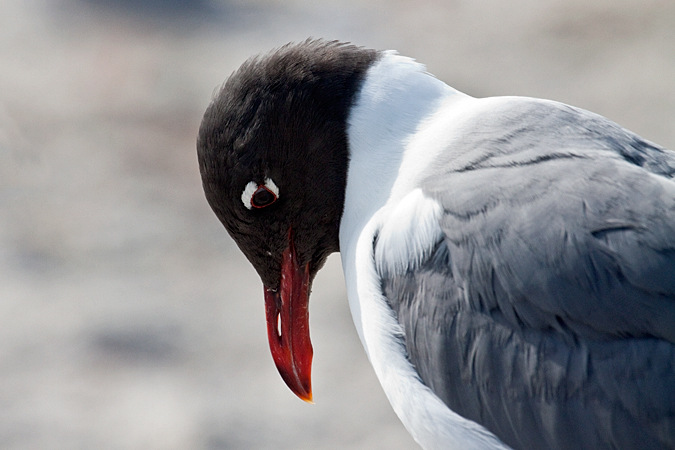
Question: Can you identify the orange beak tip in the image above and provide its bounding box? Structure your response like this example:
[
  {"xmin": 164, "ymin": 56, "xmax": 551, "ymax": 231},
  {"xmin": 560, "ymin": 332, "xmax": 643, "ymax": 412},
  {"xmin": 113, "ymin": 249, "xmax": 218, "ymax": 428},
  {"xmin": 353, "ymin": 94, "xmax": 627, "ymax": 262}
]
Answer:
[{"xmin": 300, "ymin": 391, "xmax": 314, "ymax": 404}]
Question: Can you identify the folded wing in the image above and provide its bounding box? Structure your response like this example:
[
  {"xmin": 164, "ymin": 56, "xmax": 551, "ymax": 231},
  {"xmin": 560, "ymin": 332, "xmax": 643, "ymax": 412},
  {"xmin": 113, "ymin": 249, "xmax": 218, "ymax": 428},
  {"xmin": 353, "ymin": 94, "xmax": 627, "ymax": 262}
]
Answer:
[{"xmin": 377, "ymin": 98, "xmax": 675, "ymax": 450}]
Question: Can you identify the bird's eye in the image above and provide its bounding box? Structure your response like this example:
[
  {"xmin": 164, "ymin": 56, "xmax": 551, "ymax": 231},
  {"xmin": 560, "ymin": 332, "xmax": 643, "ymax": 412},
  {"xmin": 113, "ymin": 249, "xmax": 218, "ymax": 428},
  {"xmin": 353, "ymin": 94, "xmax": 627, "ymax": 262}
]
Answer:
[
  {"xmin": 241, "ymin": 178, "xmax": 279, "ymax": 210},
  {"xmin": 251, "ymin": 185, "xmax": 277, "ymax": 208}
]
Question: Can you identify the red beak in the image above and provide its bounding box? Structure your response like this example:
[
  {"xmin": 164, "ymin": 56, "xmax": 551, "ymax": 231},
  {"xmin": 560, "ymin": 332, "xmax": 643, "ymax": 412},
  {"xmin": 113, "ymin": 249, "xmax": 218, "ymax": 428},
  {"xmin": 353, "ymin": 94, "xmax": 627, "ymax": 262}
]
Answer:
[{"xmin": 263, "ymin": 230, "xmax": 314, "ymax": 402}]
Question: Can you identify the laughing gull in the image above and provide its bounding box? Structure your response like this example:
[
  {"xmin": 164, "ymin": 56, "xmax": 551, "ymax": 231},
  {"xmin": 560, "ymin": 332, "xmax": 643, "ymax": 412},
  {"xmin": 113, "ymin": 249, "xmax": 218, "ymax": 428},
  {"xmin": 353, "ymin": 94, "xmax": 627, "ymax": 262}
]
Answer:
[{"xmin": 196, "ymin": 39, "xmax": 675, "ymax": 450}]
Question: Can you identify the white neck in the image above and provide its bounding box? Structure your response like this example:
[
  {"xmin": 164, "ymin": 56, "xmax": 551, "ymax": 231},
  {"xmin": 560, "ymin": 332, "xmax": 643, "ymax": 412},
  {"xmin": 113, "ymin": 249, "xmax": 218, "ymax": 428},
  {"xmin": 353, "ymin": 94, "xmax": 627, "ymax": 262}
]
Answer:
[
  {"xmin": 338, "ymin": 53, "xmax": 510, "ymax": 450},
  {"xmin": 339, "ymin": 51, "xmax": 460, "ymax": 245},
  {"xmin": 340, "ymin": 50, "xmax": 464, "ymax": 355}
]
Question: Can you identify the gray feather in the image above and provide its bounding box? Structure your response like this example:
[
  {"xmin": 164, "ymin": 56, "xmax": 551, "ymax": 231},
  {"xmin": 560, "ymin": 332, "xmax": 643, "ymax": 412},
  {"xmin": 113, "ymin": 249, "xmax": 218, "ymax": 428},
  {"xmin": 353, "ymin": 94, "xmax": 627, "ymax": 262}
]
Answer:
[{"xmin": 380, "ymin": 98, "xmax": 675, "ymax": 449}]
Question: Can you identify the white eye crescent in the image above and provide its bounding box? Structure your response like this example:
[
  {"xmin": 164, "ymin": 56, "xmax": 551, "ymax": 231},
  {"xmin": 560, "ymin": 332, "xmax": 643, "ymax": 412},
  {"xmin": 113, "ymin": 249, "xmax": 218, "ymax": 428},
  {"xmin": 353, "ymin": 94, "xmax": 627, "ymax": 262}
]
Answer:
[
  {"xmin": 263, "ymin": 178, "xmax": 279, "ymax": 197},
  {"xmin": 241, "ymin": 178, "xmax": 279, "ymax": 209},
  {"xmin": 241, "ymin": 181, "xmax": 257, "ymax": 209}
]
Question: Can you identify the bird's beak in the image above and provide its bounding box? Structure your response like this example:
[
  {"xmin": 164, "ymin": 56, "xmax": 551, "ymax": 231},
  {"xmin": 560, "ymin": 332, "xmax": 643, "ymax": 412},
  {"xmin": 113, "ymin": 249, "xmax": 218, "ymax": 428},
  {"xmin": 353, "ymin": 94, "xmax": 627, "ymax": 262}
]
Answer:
[{"xmin": 263, "ymin": 231, "xmax": 314, "ymax": 403}]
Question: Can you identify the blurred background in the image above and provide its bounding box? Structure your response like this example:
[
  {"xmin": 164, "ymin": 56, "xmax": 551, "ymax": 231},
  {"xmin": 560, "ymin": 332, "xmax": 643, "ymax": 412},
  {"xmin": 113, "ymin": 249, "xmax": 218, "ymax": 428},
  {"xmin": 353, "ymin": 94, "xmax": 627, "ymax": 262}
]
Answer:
[{"xmin": 0, "ymin": 0, "xmax": 673, "ymax": 449}]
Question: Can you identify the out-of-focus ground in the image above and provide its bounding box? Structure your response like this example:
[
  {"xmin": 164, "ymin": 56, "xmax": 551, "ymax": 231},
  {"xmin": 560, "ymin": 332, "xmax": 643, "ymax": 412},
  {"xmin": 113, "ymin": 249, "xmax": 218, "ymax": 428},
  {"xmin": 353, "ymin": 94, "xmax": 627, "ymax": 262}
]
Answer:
[{"xmin": 0, "ymin": 0, "xmax": 673, "ymax": 449}]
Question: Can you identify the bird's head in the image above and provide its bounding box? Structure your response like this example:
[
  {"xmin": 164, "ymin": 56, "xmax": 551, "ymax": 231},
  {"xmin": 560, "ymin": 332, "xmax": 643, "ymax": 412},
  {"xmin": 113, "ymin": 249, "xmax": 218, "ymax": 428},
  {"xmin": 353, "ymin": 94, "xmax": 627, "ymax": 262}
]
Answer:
[{"xmin": 196, "ymin": 40, "xmax": 377, "ymax": 401}]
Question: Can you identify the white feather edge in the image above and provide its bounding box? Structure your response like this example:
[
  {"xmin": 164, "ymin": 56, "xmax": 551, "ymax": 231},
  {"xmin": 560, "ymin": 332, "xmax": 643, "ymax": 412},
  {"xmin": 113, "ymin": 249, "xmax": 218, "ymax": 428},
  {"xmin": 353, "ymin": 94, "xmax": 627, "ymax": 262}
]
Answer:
[
  {"xmin": 341, "ymin": 210, "xmax": 510, "ymax": 450},
  {"xmin": 374, "ymin": 189, "xmax": 444, "ymax": 276}
]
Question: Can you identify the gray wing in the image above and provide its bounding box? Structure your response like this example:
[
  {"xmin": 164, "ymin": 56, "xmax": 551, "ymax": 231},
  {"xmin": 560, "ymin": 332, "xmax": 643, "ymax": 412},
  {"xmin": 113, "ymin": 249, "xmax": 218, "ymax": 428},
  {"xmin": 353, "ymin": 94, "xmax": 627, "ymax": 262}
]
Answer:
[{"xmin": 379, "ymin": 99, "xmax": 675, "ymax": 450}]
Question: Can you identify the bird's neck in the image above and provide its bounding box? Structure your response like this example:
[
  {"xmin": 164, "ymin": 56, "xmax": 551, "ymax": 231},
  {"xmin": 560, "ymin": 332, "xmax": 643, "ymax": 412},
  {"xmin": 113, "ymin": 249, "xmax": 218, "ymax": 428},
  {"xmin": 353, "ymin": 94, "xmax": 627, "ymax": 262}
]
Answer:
[
  {"xmin": 338, "ymin": 54, "xmax": 510, "ymax": 450},
  {"xmin": 341, "ymin": 51, "xmax": 466, "ymax": 246}
]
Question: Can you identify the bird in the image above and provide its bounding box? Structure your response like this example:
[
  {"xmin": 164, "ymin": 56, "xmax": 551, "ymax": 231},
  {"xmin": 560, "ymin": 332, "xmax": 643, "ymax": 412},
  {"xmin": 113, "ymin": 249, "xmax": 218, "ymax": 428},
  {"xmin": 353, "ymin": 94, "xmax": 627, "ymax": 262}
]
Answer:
[{"xmin": 196, "ymin": 39, "xmax": 675, "ymax": 450}]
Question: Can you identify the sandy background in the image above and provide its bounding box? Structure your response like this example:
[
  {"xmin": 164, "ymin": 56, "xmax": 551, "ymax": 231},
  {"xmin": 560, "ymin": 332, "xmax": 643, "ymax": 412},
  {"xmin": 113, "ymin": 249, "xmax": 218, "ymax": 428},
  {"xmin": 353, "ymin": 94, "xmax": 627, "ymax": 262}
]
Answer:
[{"xmin": 0, "ymin": 0, "xmax": 673, "ymax": 449}]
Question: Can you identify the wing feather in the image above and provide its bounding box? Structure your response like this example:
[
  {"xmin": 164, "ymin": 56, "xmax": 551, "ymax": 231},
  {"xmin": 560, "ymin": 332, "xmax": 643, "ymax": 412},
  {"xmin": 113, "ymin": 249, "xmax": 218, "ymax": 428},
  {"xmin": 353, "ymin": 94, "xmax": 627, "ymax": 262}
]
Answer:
[{"xmin": 379, "ymin": 98, "xmax": 675, "ymax": 449}]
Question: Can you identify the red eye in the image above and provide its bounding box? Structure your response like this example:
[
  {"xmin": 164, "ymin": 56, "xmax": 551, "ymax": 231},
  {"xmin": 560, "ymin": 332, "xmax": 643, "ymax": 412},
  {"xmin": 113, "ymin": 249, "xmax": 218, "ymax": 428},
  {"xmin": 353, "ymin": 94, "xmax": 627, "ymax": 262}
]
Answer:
[{"xmin": 251, "ymin": 185, "xmax": 277, "ymax": 208}]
